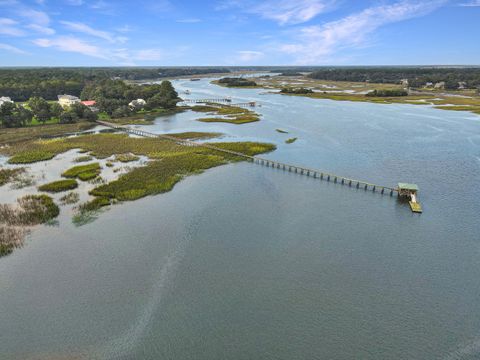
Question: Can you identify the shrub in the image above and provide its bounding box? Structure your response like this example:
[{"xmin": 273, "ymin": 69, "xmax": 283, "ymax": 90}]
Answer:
[{"xmin": 38, "ymin": 179, "xmax": 78, "ymax": 193}]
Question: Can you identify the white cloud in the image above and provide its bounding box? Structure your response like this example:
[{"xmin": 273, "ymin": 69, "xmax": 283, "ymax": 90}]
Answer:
[
  {"xmin": 60, "ymin": 21, "xmax": 126, "ymax": 43},
  {"xmin": 217, "ymin": 0, "xmax": 334, "ymax": 25},
  {"xmin": 33, "ymin": 36, "xmax": 107, "ymax": 58},
  {"xmin": 459, "ymin": 0, "xmax": 480, "ymax": 6},
  {"xmin": 251, "ymin": 0, "xmax": 334, "ymax": 25},
  {"xmin": 0, "ymin": 17, "xmax": 24, "ymax": 36},
  {"xmin": 27, "ymin": 23, "xmax": 55, "ymax": 34},
  {"xmin": 0, "ymin": 42, "xmax": 28, "ymax": 54},
  {"xmin": 18, "ymin": 8, "xmax": 50, "ymax": 25},
  {"xmin": 236, "ymin": 50, "xmax": 264, "ymax": 62},
  {"xmin": 280, "ymin": 0, "xmax": 447, "ymax": 64}
]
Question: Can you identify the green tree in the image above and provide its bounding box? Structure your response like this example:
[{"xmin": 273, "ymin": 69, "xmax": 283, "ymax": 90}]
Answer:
[
  {"xmin": 0, "ymin": 103, "xmax": 32, "ymax": 128},
  {"xmin": 27, "ymin": 96, "xmax": 51, "ymax": 124},
  {"xmin": 59, "ymin": 110, "xmax": 79, "ymax": 124}
]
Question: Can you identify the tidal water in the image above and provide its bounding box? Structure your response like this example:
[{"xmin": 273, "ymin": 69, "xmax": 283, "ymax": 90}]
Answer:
[{"xmin": 1, "ymin": 77, "xmax": 480, "ymax": 360}]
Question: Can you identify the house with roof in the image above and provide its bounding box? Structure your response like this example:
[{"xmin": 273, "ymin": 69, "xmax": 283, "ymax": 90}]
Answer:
[
  {"xmin": 58, "ymin": 94, "xmax": 81, "ymax": 108},
  {"xmin": 0, "ymin": 96, "xmax": 13, "ymax": 108},
  {"xmin": 128, "ymin": 98, "xmax": 146, "ymax": 109}
]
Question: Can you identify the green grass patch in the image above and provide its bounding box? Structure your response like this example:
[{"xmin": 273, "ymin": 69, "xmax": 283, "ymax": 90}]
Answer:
[
  {"xmin": 285, "ymin": 137, "xmax": 298, "ymax": 144},
  {"xmin": 38, "ymin": 179, "xmax": 78, "ymax": 193},
  {"xmin": 62, "ymin": 162, "xmax": 101, "ymax": 180},
  {"xmin": 8, "ymin": 150, "xmax": 55, "ymax": 164}
]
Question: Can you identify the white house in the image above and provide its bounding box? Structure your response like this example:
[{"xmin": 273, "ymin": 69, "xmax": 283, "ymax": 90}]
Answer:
[
  {"xmin": 58, "ymin": 94, "xmax": 81, "ymax": 108},
  {"xmin": 434, "ymin": 81, "xmax": 445, "ymax": 90},
  {"xmin": 0, "ymin": 96, "xmax": 13, "ymax": 108},
  {"xmin": 128, "ymin": 98, "xmax": 146, "ymax": 109}
]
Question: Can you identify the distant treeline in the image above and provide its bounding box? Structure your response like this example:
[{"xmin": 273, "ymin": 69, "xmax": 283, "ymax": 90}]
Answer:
[
  {"xmin": 218, "ymin": 77, "xmax": 257, "ymax": 87},
  {"xmin": 280, "ymin": 87, "xmax": 313, "ymax": 94},
  {"xmin": 366, "ymin": 89, "xmax": 408, "ymax": 97},
  {"xmin": 0, "ymin": 67, "xmax": 230, "ymax": 101},
  {"xmin": 308, "ymin": 68, "xmax": 480, "ymax": 89}
]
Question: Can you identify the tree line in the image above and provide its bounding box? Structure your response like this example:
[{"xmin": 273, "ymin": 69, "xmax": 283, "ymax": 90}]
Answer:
[
  {"xmin": 0, "ymin": 67, "xmax": 230, "ymax": 102},
  {"xmin": 307, "ymin": 67, "xmax": 480, "ymax": 89},
  {"xmin": 0, "ymin": 79, "xmax": 180, "ymax": 128}
]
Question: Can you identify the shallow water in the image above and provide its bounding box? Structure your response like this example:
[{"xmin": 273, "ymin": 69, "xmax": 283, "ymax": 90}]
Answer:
[{"xmin": 1, "ymin": 77, "xmax": 480, "ymax": 360}]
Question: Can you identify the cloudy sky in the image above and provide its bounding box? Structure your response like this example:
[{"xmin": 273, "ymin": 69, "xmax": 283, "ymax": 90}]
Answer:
[{"xmin": 0, "ymin": 0, "xmax": 479, "ymax": 66}]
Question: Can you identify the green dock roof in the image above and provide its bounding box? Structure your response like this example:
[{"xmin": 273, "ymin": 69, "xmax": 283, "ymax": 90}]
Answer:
[{"xmin": 398, "ymin": 183, "xmax": 419, "ymax": 191}]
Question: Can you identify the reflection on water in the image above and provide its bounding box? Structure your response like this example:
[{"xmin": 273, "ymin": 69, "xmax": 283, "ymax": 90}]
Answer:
[{"xmin": 1, "ymin": 77, "xmax": 480, "ymax": 360}]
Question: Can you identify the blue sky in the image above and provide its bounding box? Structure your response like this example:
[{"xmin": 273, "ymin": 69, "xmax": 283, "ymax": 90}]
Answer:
[{"xmin": 0, "ymin": 0, "xmax": 479, "ymax": 66}]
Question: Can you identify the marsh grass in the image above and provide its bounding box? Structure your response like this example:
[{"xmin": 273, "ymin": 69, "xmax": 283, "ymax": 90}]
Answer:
[
  {"xmin": 59, "ymin": 192, "xmax": 80, "ymax": 205},
  {"xmin": 276, "ymin": 129, "xmax": 289, "ymax": 134},
  {"xmin": 1, "ymin": 133, "xmax": 275, "ymax": 222},
  {"xmin": 0, "ymin": 167, "xmax": 25, "ymax": 187},
  {"xmin": 8, "ymin": 150, "xmax": 55, "ymax": 164},
  {"xmin": 0, "ymin": 194, "xmax": 60, "ymax": 256},
  {"xmin": 285, "ymin": 137, "xmax": 298, "ymax": 144},
  {"xmin": 38, "ymin": 179, "xmax": 78, "ymax": 193},
  {"xmin": 74, "ymin": 155, "xmax": 93, "ymax": 163},
  {"xmin": 62, "ymin": 163, "xmax": 101, "ymax": 181},
  {"xmin": 115, "ymin": 153, "xmax": 140, "ymax": 163}
]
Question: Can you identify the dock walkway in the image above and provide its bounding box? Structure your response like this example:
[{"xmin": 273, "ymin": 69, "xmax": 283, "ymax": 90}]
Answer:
[{"xmin": 96, "ymin": 120, "xmax": 401, "ymax": 197}]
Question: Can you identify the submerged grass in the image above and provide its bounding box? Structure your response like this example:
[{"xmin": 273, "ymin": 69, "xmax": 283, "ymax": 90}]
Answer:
[
  {"xmin": 38, "ymin": 179, "xmax": 78, "ymax": 193},
  {"xmin": 285, "ymin": 137, "xmax": 298, "ymax": 144},
  {"xmin": 0, "ymin": 167, "xmax": 25, "ymax": 187},
  {"xmin": 74, "ymin": 155, "xmax": 94, "ymax": 163},
  {"xmin": 59, "ymin": 192, "xmax": 80, "ymax": 205}
]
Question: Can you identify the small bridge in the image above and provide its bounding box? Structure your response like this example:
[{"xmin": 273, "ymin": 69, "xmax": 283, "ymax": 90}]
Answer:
[{"xmin": 96, "ymin": 120, "xmax": 406, "ymax": 199}]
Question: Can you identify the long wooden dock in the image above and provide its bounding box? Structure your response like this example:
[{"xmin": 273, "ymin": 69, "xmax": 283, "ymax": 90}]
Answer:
[
  {"xmin": 96, "ymin": 120, "xmax": 401, "ymax": 198},
  {"xmin": 179, "ymin": 98, "xmax": 232, "ymax": 104}
]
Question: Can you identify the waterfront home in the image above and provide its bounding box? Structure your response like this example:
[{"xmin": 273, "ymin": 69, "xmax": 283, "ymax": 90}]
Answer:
[
  {"xmin": 434, "ymin": 81, "xmax": 445, "ymax": 90},
  {"xmin": 58, "ymin": 94, "xmax": 81, "ymax": 108},
  {"xmin": 128, "ymin": 98, "xmax": 146, "ymax": 109},
  {"xmin": 425, "ymin": 82, "xmax": 434, "ymax": 88},
  {"xmin": 0, "ymin": 96, "xmax": 13, "ymax": 107}
]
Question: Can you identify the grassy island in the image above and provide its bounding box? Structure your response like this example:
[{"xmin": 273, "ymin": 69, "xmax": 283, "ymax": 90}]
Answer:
[
  {"xmin": 38, "ymin": 179, "xmax": 78, "ymax": 193},
  {"xmin": 193, "ymin": 104, "xmax": 261, "ymax": 124},
  {"xmin": 1, "ymin": 132, "xmax": 275, "ymax": 214}
]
